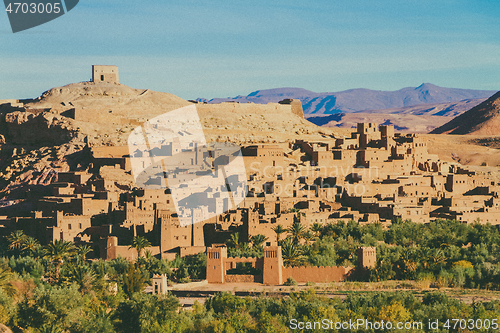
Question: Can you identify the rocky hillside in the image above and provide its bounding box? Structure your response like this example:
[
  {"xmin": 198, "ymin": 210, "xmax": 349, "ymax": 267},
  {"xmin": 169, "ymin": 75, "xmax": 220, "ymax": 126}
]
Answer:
[
  {"xmin": 0, "ymin": 82, "xmax": 331, "ymax": 206},
  {"xmin": 430, "ymin": 91, "xmax": 500, "ymax": 135}
]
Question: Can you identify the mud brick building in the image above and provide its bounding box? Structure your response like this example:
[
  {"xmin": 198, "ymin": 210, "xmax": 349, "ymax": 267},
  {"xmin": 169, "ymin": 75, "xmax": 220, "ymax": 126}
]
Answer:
[{"xmin": 1, "ymin": 121, "xmax": 499, "ymax": 261}]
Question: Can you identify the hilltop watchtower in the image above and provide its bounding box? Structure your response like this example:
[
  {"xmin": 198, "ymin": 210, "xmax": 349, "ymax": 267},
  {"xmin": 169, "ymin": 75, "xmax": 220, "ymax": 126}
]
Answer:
[{"xmin": 92, "ymin": 65, "xmax": 119, "ymax": 83}]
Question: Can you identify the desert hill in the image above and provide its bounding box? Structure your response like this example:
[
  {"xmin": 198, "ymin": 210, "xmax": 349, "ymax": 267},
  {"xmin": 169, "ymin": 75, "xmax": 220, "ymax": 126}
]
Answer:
[
  {"xmin": 430, "ymin": 91, "xmax": 500, "ymax": 135},
  {"xmin": 197, "ymin": 83, "xmax": 496, "ymax": 115},
  {"xmin": 26, "ymin": 82, "xmax": 323, "ymax": 144},
  {"xmin": 30, "ymin": 81, "xmax": 191, "ymax": 116},
  {"xmin": 0, "ymin": 82, "xmax": 332, "ymax": 201}
]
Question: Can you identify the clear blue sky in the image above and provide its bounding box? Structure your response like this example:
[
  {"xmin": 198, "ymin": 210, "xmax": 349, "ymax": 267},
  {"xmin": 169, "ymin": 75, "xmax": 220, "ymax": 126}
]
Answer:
[{"xmin": 1, "ymin": 0, "xmax": 500, "ymax": 100}]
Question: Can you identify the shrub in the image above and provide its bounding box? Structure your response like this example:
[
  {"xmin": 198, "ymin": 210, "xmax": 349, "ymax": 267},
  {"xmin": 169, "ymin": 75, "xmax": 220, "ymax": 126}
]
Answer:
[
  {"xmin": 16, "ymin": 284, "xmax": 83, "ymax": 330},
  {"xmin": 415, "ymin": 272, "xmax": 434, "ymax": 289},
  {"xmin": 283, "ymin": 277, "xmax": 297, "ymax": 286}
]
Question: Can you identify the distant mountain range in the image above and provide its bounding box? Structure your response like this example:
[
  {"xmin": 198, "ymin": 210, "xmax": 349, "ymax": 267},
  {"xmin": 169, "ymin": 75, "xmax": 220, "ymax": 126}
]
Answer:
[{"xmin": 196, "ymin": 83, "xmax": 496, "ymax": 115}]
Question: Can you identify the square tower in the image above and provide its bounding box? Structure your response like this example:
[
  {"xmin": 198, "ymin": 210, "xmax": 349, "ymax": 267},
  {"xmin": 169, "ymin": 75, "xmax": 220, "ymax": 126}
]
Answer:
[
  {"xmin": 206, "ymin": 246, "xmax": 227, "ymax": 283},
  {"xmin": 263, "ymin": 246, "xmax": 283, "ymax": 285},
  {"xmin": 92, "ymin": 65, "xmax": 119, "ymax": 83},
  {"xmin": 357, "ymin": 246, "xmax": 377, "ymax": 269}
]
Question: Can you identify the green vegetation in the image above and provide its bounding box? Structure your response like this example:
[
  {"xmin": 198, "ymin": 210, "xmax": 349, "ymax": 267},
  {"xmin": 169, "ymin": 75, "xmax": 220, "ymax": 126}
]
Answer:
[
  {"xmin": 0, "ymin": 230, "xmax": 209, "ymax": 331},
  {"xmin": 0, "ymin": 218, "xmax": 498, "ymax": 331},
  {"xmin": 270, "ymin": 219, "xmax": 500, "ymax": 289}
]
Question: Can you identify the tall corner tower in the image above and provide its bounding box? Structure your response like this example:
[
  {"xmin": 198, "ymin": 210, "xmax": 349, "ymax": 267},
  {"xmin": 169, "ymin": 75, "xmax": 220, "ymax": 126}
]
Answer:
[
  {"xmin": 263, "ymin": 246, "xmax": 283, "ymax": 285},
  {"xmin": 206, "ymin": 246, "xmax": 226, "ymax": 283}
]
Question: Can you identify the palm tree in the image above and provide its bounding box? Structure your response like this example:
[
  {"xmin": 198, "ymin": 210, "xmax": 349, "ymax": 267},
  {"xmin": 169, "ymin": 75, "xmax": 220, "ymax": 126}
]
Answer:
[
  {"xmin": 45, "ymin": 239, "xmax": 76, "ymax": 282},
  {"xmin": 399, "ymin": 249, "xmax": 417, "ymax": 279},
  {"xmin": 6, "ymin": 230, "xmax": 27, "ymax": 252},
  {"xmin": 310, "ymin": 222, "xmax": 323, "ymax": 238},
  {"xmin": 66, "ymin": 264, "xmax": 96, "ymax": 294},
  {"xmin": 250, "ymin": 234, "xmax": 268, "ymax": 249},
  {"xmin": 36, "ymin": 324, "xmax": 63, "ymax": 333},
  {"xmin": 0, "ymin": 262, "xmax": 17, "ymax": 297},
  {"xmin": 281, "ymin": 237, "xmax": 305, "ymax": 267},
  {"xmin": 129, "ymin": 236, "xmax": 151, "ymax": 258},
  {"xmin": 226, "ymin": 232, "xmax": 240, "ymax": 249},
  {"xmin": 22, "ymin": 236, "xmax": 40, "ymax": 255},
  {"xmin": 430, "ymin": 248, "xmax": 447, "ymax": 270},
  {"xmin": 418, "ymin": 247, "xmax": 432, "ymax": 270},
  {"xmin": 31, "ymin": 245, "xmax": 48, "ymax": 261},
  {"xmin": 302, "ymin": 230, "xmax": 314, "ymax": 246},
  {"xmin": 77, "ymin": 244, "xmax": 92, "ymax": 261},
  {"xmin": 287, "ymin": 222, "xmax": 306, "ymax": 244},
  {"xmin": 272, "ymin": 225, "xmax": 286, "ymax": 244}
]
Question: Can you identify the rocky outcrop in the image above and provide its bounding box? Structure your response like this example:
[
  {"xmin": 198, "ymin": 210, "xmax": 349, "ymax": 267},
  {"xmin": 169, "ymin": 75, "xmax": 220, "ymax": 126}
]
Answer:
[{"xmin": 3, "ymin": 111, "xmax": 78, "ymax": 145}]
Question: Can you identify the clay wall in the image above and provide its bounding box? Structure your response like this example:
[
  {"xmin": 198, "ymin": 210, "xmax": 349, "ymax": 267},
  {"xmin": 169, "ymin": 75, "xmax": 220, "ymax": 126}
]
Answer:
[
  {"xmin": 393, "ymin": 205, "xmax": 428, "ymax": 223},
  {"xmin": 158, "ymin": 209, "xmax": 204, "ymax": 253},
  {"xmin": 225, "ymin": 257, "xmax": 263, "ymax": 271},
  {"xmin": 399, "ymin": 185, "xmax": 435, "ymax": 197},
  {"xmin": 335, "ymin": 138, "xmax": 358, "ymax": 150},
  {"xmin": 243, "ymin": 145, "xmax": 286, "ymax": 172},
  {"xmin": 446, "ymin": 174, "xmax": 471, "ymax": 193},
  {"xmin": 224, "ymin": 275, "xmax": 263, "ymax": 283},
  {"xmin": 391, "ymin": 158, "xmax": 413, "ymax": 175},
  {"xmin": 57, "ymin": 172, "xmax": 92, "ymax": 185},
  {"xmin": 196, "ymin": 102, "xmax": 294, "ymax": 116},
  {"xmin": 67, "ymin": 197, "xmax": 108, "ymax": 216},
  {"xmin": 305, "ymin": 211, "xmax": 333, "ymax": 226},
  {"xmin": 102, "ymin": 236, "xmax": 160, "ymax": 260},
  {"xmin": 207, "ymin": 246, "xmax": 370, "ymax": 285},
  {"xmin": 282, "ymin": 266, "xmax": 349, "ymax": 283},
  {"xmin": 105, "ymin": 245, "xmax": 160, "ymax": 261},
  {"xmin": 179, "ymin": 246, "xmax": 206, "ymax": 257},
  {"xmin": 444, "ymin": 196, "xmax": 491, "ymax": 211},
  {"xmin": 53, "ymin": 183, "xmax": 75, "ymax": 196},
  {"xmin": 362, "ymin": 183, "xmax": 399, "ymax": 198},
  {"xmin": 92, "ymin": 146, "xmax": 130, "ymax": 159},
  {"xmin": 457, "ymin": 211, "xmax": 500, "ymax": 225},
  {"xmin": 247, "ymin": 211, "xmax": 295, "ymax": 246}
]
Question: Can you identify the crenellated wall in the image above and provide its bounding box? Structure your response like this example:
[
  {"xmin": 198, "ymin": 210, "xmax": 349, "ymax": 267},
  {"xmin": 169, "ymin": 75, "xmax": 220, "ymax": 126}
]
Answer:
[
  {"xmin": 282, "ymin": 265, "xmax": 351, "ymax": 283},
  {"xmin": 207, "ymin": 246, "xmax": 362, "ymax": 285}
]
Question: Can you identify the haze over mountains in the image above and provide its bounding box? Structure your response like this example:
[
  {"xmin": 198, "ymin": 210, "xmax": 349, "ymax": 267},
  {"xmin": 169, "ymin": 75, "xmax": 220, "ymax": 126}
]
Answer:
[{"xmin": 197, "ymin": 83, "xmax": 496, "ymax": 115}]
